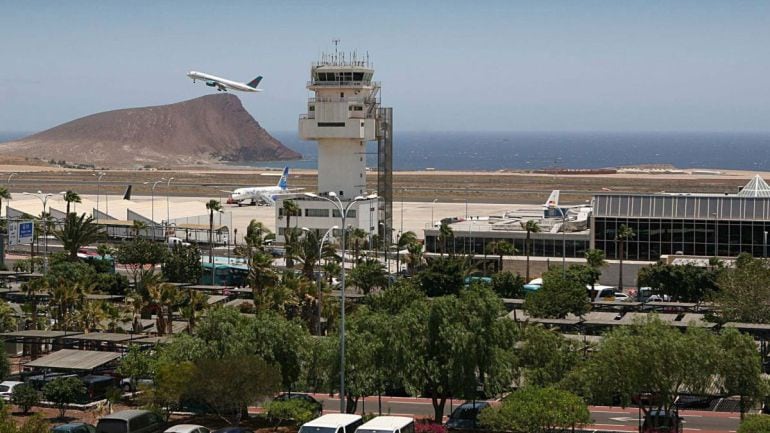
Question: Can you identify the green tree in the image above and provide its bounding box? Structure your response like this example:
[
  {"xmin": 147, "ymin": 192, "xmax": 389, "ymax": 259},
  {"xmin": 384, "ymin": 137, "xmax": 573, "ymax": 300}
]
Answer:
[
  {"xmin": 295, "ymin": 229, "xmax": 321, "ymax": 280},
  {"xmin": 187, "ymin": 355, "xmax": 280, "ymax": 425},
  {"xmin": 395, "ymin": 231, "xmax": 418, "ymax": 275},
  {"xmin": 248, "ymin": 250, "xmax": 279, "ymax": 310},
  {"xmin": 62, "ymin": 190, "xmax": 81, "ymax": 215},
  {"xmin": 117, "ymin": 345, "xmax": 153, "ymax": 397},
  {"xmin": 349, "ymin": 258, "xmax": 387, "ymax": 295},
  {"xmin": 250, "ymin": 312, "xmax": 311, "ymax": 392},
  {"xmin": 43, "ymin": 376, "xmax": 85, "ymax": 419},
  {"xmin": 479, "ymin": 387, "xmax": 590, "ymax": 433},
  {"xmin": 491, "ymin": 271, "xmax": 525, "ymax": 298},
  {"xmin": 143, "ymin": 360, "xmax": 195, "ymax": 420},
  {"xmin": 615, "ymin": 224, "xmax": 635, "ymax": 290},
  {"xmin": 521, "ymin": 220, "xmax": 541, "ymax": 282},
  {"xmin": 718, "ymin": 328, "xmax": 767, "ymax": 419},
  {"xmin": 53, "ymin": 213, "xmax": 103, "ymax": 261},
  {"xmin": 638, "ymin": 262, "xmax": 718, "ymax": 302},
  {"xmin": 266, "ymin": 399, "xmax": 317, "ymax": 427},
  {"xmin": 282, "ymin": 200, "xmax": 300, "ymax": 268},
  {"xmin": 405, "ymin": 242, "xmax": 424, "ymax": 275},
  {"xmin": 518, "ymin": 325, "xmax": 582, "ymax": 387},
  {"xmin": 114, "ymin": 238, "xmax": 168, "ymax": 291},
  {"xmin": 417, "ymin": 256, "xmax": 468, "ymax": 297},
  {"xmin": 525, "ymin": 266, "xmax": 590, "ymax": 319},
  {"xmin": 738, "ymin": 415, "xmax": 770, "ymax": 433},
  {"xmin": 11, "ymin": 384, "xmax": 39, "ymax": 414},
  {"xmin": 162, "ymin": 243, "xmax": 202, "ymax": 284},
  {"xmin": 486, "ymin": 240, "xmax": 516, "ymax": 273},
  {"xmin": 584, "ymin": 249, "xmax": 606, "ymax": 290},
  {"xmin": 583, "ymin": 315, "xmax": 719, "ymax": 417},
  {"xmin": 205, "ymin": 199, "xmax": 222, "ymax": 266},
  {"xmin": 715, "ymin": 255, "xmax": 770, "ymax": 323},
  {"xmin": 438, "ymin": 222, "xmax": 454, "ymax": 256}
]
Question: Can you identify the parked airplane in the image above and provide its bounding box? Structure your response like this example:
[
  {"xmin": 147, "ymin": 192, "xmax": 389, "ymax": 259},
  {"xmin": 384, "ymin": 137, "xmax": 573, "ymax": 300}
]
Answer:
[
  {"xmin": 187, "ymin": 70, "xmax": 263, "ymax": 93},
  {"xmin": 224, "ymin": 167, "xmax": 296, "ymax": 206}
]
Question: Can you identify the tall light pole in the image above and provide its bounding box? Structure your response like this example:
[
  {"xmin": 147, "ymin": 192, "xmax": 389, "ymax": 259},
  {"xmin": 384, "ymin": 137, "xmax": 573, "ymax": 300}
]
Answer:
[
  {"xmin": 431, "ymin": 198, "xmax": 438, "ymax": 227},
  {"xmin": 6, "ymin": 173, "xmax": 17, "ymax": 216},
  {"xmin": 546, "ymin": 205, "xmax": 567, "ymax": 277},
  {"xmin": 23, "ymin": 191, "xmax": 53, "ymax": 272},
  {"xmin": 764, "ymin": 231, "xmax": 767, "ymax": 259},
  {"xmin": 165, "ymin": 177, "xmax": 175, "ymax": 224},
  {"xmin": 93, "ymin": 172, "xmax": 105, "ymax": 219},
  {"xmin": 305, "ymin": 191, "xmax": 376, "ymax": 413},
  {"xmin": 315, "ymin": 226, "xmax": 339, "ymax": 336},
  {"xmin": 143, "ymin": 179, "xmax": 164, "ymax": 240}
]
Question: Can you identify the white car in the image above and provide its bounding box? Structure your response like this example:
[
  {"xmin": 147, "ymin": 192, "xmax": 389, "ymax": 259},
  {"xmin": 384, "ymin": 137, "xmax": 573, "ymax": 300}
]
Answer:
[
  {"xmin": 614, "ymin": 292, "xmax": 632, "ymax": 302},
  {"xmin": 0, "ymin": 381, "xmax": 24, "ymax": 401},
  {"xmin": 164, "ymin": 425, "xmax": 211, "ymax": 433}
]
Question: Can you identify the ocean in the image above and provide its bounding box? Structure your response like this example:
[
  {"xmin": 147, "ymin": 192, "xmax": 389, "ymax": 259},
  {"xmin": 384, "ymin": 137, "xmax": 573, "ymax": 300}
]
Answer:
[{"xmin": 3, "ymin": 131, "xmax": 770, "ymax": 171}]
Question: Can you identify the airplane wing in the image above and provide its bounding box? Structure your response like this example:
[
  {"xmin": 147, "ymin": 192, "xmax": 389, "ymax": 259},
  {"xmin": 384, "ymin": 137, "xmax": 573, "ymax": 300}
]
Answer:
[{"xmin": 219, "ymin": 189, "xmax": 235, "ymax": 194}]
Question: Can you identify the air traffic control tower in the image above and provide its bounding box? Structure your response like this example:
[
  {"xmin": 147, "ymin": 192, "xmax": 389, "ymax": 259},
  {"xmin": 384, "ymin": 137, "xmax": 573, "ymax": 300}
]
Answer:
[{"xmin": 278, "ymin": 50, "xmax": 393, "ymax": 245}]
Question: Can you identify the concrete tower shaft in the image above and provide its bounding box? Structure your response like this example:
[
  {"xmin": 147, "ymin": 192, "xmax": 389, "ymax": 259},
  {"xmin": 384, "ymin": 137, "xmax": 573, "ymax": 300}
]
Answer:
[{"xmin": 299, "ymin": 61, "xmax": 380, "ymax": 199}]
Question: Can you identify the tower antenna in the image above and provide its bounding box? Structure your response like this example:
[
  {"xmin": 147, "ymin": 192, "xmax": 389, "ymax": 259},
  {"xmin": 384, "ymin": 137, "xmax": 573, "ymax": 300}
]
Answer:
[{"xmin": 332, "ymin": 38, "xmax": 340, "ymax": 64}]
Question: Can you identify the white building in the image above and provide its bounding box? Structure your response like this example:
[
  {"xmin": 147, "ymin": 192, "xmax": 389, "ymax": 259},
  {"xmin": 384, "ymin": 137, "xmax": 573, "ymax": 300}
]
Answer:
[{"xmin": 277, "ymin": 52, "xmax": 381, "ymax": 241}]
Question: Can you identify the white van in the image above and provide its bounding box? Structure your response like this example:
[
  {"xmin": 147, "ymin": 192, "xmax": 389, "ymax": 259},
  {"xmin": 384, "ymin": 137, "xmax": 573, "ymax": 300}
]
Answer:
[
  {"xmin": 299, "ymin": 414, "xmax": 364, "ymax": 433},
  {"xmin": 355, "ymin": 416, "xmax": 415, "ymax": 433}
]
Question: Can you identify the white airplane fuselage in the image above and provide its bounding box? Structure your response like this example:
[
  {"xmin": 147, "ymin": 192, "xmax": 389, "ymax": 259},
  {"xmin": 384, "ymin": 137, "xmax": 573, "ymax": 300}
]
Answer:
[
  {"xmin": 230, "ymin": 186, "xmax": 284, "ymax": 205},
  {"xmin": 187, "ymin": 71, "xmax": 262, "ymax": 93}
]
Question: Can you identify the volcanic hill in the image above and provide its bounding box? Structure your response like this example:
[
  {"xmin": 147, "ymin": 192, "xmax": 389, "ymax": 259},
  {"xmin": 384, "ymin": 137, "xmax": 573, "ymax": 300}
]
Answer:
[{"xmin": 0, "ymin": 94, "xmax": 300, "ymax": 167}]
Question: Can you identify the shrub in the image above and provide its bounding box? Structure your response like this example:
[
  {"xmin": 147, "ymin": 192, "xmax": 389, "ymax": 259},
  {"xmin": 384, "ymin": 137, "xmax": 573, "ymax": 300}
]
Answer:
[
  {"xmin": 43, "ymin": 377, "xmax": 85, "ymax": 419},
  {"xmin": 415, "ymin": 421, "xmax": 447, "ymax": 433},
  {"xmin": 739, "ymin": 415, "xmax": 770, "ymax": 433},
  {"xmin": 11, "ymin": 384, "xmax": 39, "ymax": 414},
  {"xmin": 266, "ymin": 399, "xmax": 317, "ymax": 426}
]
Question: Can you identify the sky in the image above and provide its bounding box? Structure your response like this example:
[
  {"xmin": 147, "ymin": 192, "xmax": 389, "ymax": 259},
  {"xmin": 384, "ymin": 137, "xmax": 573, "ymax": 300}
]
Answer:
[{"xmin": 1, "ymin": 1, "xmax": 769, "ymax": 134}]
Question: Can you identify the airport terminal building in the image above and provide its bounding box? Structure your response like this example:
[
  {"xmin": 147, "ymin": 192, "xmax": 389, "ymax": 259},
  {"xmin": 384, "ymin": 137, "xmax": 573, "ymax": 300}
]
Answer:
[{"xmin": 592, "ymin": 175, "xmax": 770, "ymax": 260}]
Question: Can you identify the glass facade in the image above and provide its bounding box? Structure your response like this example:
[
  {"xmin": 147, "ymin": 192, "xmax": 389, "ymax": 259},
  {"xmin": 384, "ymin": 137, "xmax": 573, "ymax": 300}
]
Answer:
[
  {"xmin": 594, "ymin": 217, "xmax": 770, "ymax": 260},
  {"xmin": 425, "ymin": 235, "xmax": 590, "ymax": 258},
  {"xmin": 593, "ymin": 194, "xmax": 770, "ymax": 260}
]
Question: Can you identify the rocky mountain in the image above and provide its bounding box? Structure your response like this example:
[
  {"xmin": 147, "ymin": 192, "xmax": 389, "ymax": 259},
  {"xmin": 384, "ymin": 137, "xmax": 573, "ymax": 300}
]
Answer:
[{"xmin": 1, "ymin": 94, "xmax": 300, "ymax": 167}]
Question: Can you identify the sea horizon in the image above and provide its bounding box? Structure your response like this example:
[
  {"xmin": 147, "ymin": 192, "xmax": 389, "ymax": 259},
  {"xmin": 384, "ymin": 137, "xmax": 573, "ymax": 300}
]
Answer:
[{"xmin": 3, "ymin": 130, "xmax": 770, "ymax": 172}]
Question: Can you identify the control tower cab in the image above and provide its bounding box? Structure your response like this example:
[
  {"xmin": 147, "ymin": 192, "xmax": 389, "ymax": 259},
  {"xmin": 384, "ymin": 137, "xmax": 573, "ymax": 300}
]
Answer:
[{"xmin": 299, "ymin": 58, "xmax": 380, "ymax": 199}]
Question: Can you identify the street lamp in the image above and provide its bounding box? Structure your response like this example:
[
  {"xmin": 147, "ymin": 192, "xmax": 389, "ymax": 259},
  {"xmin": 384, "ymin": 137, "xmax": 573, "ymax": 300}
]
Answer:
[
  {"xmin": 22, "ymin": 191, "xmax": 53, "ymax": 271},
  {"xmin": 546, "ymin": 205, "xmax": 567, "ymax": 277},
  {"xmin": 93, "ymin": 172, "xmax": 106, "ymax": 219},
  {"xmin": 7, "ymin": 173, "xmax": 17, "ymax": 186},
  {"xmin": 304, "ymin": 191, "xmax": 376, "ymax": 413},
  {"xmin": 431, "ymin": 198, "xmax": 438, "ymax": 227},
  {"xmin": 764, "ymin": 231, "xmax": 767, "ymax": 259},
  {"xmin": 165, "ymin": 177, "xmax": 175, "ymax": 224},
  {"xmin": 311, "ymin": 225, "xmax": 337, "ymax": 336},
  {"xmin": 143, "ymin": 179, "xmax": 164, "ymax": 240}
]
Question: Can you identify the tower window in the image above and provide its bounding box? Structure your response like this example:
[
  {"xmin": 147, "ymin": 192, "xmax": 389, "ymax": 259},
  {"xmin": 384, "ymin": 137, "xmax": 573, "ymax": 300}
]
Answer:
[{"xmin": 340, "ymin": 92, "xmax": 344, "ymax": 98}]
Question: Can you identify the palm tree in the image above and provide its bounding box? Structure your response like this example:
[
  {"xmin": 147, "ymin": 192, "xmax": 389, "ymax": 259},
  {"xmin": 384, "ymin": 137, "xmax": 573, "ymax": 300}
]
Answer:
[
  {"xmin": 62, "ymin": 190, "xmax": 81, "ymax": 215},
  {"xmin": 245, "ymin": 219, "xmax": 271, "ymax": 248},
  {"xmin": 96, "ymin": 244, "xmax": 114, "ymax": 260},
  {"xmin": 182, "ymin": 289, "xmax": 208, "ymax": 333},
  {"xmin": 520, "ymin": 220, "xmax": 541, "ymax": 282},
  {"xmin": 438, "ymin": 222, "xmax": 454, "ymax": 256},
  {"xmin": 54, "ymin": 213, "xmax": 103, "ymax": 261},
  {"xmin": 282, "ymin": 199, "xmax": 300, "ymax": 247},
  {"xmin": 205, "ymin": 199, "xmax": 222, "ymax": 266},
  {"xmin": 349, "ymin": 258, "xmax": 388, "ymax": 295},
  {"xmin": 132, "ymin": 220, "xmax": 147, "ymax": 238},
  {"xmin": 0, "ymin": 186, "xmax": 10, "ymax": 217},
  {"xmin": 248, "ymin": 250, "xmax": 278, "ymax": 310},
  {"xmin": 406, "ymin": 242, "xmax": 424, "ymax": 275},
  {"xmin": 584, "ymin": 248, "xmax": 606, "ymax": 291},
  {"xmin": 487, "ymin": 240, "xmax": 516, "ymax": 273},
  {"xmin": 296, "ymin": 230, "xmax": 321, "ymax": 280},
  {"xmin": 283, "ymin": 227, "xmax": 301, "ymax": 269},
  {"xmin": 349, "ymin": 228, "xmax": 368, "ymax": 263},
  {"xmin": 616, "ymin": 225, "xmax": 635, "ymax": 291},
  {"xmin": 396, "ymin": 231, "xmax": 418, "ymax": 275}
]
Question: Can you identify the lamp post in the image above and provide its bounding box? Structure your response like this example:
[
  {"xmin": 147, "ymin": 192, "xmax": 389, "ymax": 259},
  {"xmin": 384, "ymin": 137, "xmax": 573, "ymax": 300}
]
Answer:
[
  {"xmin": 764, "ymin": 231, "xmax": 767, "ymax": 259},
  {"xmin": 23, "ymin": 191, "xmax": 53, "ymax": 272},
  {"xmin": 165, "ymin": 177, "xmax": 174, "ymax": 224},
  {"xmin": 93, "ymin": 172, "xmax": 105, "ymax": 219},
  {"xmin": 5, "ymin": 173, "xmax": 16, "ymax": 217},
  {"xmin": 431, "ymin": 198, "xmax": 438, "ymax": 227},
  {"xmin": 143, "ymin": 179, "xmax": 164, "ymax": 240},
  {"xmin": 315, "ymin": 225, "xmax": 338, "ymax": 336},
  {"xmin": 305, "ymin": 191, "xmax": 376, "ymax": 413},
  {"xmin": 546, "ymin": 205, "xmax": 567, "ymax": 277}
]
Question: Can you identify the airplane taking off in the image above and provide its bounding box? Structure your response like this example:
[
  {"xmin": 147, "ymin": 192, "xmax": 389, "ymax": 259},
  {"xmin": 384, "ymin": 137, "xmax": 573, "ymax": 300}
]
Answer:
[
  {"xmin": 224, "ymin": 167, "xmax": 297, "ymax": 206},
  {"xmin": 187, "ymin": 70, "xmax": 263, "ymax": 92}
]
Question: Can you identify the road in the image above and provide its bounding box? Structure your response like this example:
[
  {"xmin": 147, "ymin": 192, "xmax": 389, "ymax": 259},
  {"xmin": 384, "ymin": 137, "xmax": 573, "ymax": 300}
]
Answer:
[{"xmin": 283, "ymin": 394, "xmax": 741, "ymax": 433}]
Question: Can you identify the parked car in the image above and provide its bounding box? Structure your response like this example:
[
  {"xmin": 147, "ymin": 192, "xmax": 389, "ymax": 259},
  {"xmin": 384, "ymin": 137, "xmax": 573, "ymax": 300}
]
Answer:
[
  {"xmin": 120, "ymin": 377, "xmax": 153, "ymax": 393},
  {"xmin": 614, "ymin": 292, "xmax": 632, "ymax": 302},
  {"xmin": 96, "ymin": 409, "xmax": 165, "ymax": 433},
  {"xmin": 445, "ymin": 401, "xmax": 490, "ymax": 430},
  {"xmin": 164, "ymin": 426, "xmax": 210, "ymax": 433},
  {"xmin": 0, "ymin": 381, "xmax": 24, "ymax": 401},
  {"xmin": 642, "ymin": 409, "xmax": 682, "ymax": 433},
  {"xmin": 273, "ymin": 392, "xmax": 322, "ymax": 415},
  {"xmin": 52, "ymin": 423, "xmax": 97, "ymax": 433}
]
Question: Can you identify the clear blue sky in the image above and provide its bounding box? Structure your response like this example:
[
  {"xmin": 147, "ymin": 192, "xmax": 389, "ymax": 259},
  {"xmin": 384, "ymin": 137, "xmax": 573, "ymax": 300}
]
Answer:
[{"xmin": 1, "ymin": 1, "xmax": 769, "ymax": 133}]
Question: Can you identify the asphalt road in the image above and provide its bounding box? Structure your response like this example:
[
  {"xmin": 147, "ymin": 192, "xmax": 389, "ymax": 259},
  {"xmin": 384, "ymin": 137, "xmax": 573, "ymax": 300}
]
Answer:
[{"xmin": 296, "ymin": 394, "xmax": 741, "ymax": 433}]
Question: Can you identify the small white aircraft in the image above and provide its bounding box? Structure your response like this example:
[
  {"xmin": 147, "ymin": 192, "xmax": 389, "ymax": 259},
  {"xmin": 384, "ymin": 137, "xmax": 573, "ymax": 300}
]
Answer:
[
  {"xmin": 187, "ymin": 70, "xmax": 263, "ymax": 93},
  {"xmin": 223, "ymin": 167, "xmax": 298, "ymax": 206}
]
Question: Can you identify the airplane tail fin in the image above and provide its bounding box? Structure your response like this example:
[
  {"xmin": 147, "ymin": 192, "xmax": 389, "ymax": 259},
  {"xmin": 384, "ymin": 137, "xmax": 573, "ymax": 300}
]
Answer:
[
  {"xmin": 278, "ymin": 167, "xmax": 289, "ymax": 190},
  {"xmin": 123, "ymin": 185, "xmax": 132, "ymax": 200},
  {"xmin": 544, "ymin": 190, "xmax": 560, "ymax": 208},
  {"xmin": 247, "ymin": 76, "xmax": 263, "ymax": 89}
]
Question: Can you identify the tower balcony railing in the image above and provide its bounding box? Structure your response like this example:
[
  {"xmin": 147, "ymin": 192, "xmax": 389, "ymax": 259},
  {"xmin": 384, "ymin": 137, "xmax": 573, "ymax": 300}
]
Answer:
[
  {"xmin": 308, "ymin": 80, "xmax": 380, "ymax": 88},
  {"xmin": 299, "ymin": 112, "xmax": 379, "ymax": 120},
  {"xmin": 308, "ymin": 97, "xmax": 380, "ymax": 104}
]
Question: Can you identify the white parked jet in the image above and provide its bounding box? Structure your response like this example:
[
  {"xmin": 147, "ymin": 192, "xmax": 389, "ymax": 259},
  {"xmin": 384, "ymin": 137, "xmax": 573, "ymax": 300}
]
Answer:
[
  {"xmin": 187, "ymin": 70, "xmax": 263, "ymax": 92},
  {"xmin": 224, "ymin": 167, "xmax": 296, "ymax": 206}
]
